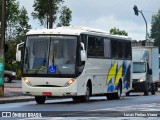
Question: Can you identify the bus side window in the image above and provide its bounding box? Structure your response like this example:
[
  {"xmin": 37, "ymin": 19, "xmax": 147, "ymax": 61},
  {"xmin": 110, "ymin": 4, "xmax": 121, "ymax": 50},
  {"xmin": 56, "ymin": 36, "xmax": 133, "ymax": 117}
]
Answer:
[
  {"xmin": 111, "ymin": 39, "xmax": 118, "ymax": 58},
  {"xmin": 104, "ymin": 38, "xmax": 111, "ymax": 58},
  {"xmin": 87, "ymin": 36, "xmax": 96, "ymax": 57}
]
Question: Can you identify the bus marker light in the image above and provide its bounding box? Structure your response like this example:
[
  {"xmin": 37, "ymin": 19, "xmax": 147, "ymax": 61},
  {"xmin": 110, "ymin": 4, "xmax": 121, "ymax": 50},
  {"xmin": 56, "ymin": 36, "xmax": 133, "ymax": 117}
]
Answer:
[{"xmin": 42, "ymin": 92, "xmax": 52, "ymax": 96}]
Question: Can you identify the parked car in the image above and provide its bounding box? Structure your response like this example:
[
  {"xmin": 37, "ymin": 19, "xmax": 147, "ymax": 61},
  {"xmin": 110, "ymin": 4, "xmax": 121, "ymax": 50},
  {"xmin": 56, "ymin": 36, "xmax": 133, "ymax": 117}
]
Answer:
[{"xmin": 4, "ymin": 70, "xmax": 17, "ymax": 83}]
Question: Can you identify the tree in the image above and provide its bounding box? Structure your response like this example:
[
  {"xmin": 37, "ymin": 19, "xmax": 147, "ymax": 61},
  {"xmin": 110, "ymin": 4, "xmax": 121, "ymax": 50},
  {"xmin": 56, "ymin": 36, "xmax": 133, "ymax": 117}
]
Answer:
[
  {"xmin": 57, "ymin": 6, "xmax": 72, "ymax": 27},
  {"xmin": 16, "ymin": 6, "xmax": 31, "ymax": 37},
  {"xmin": 0, "ymin": 1, "xmax": 31, "ymax": 78},
  {"xmin": 0, "ymin": 0, "xmax": 19, "ymax": 40},
  {"xmin": 0, "ymin": 0, "xmax": 31, "ymax": 40},
  {"xmin": 5, "ymin": 5, "xmax": 31, "ymax": 78},
  {"xmin": 32, "ymin": 0, "xmax": 63, "ymax": 28},
  {"xmin": 150, "ymin": 9, "xmax": 160, "ymax": 50},
  {"xmin": 32, "ymin": 0, "xmax": 72, "ymax": 28},
  {"xmin": 110, "ymin": 27, "xmax": 128, "ymax": 36}
]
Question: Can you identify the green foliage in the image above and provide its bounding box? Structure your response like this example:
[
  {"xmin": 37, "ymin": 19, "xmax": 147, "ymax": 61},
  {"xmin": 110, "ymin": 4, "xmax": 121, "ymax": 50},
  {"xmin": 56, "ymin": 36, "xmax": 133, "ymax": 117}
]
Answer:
[
  {"xmin": 150, "ymin": 9, "xmax": 160, "ymax": 50},
  {"xmin": 32, "ymin": 0, "xmax": 72, "ymax": 28},
  {"xmin": 0, "ymin": 1, "xmax": 31, "ymax": 79},
  {"xmin": 57, "ymin": 6, "xmax": 72, "ymax": 27},
  {"xmin": 0, "ymin": 0, "xmax": 19, "ymax": 39},
  {"xmin": 110, "ymin": 27, "xmax": 128, "ymax": 36},
  {"xmin": 32, "ymin": 0, "xmax": 64, "ymax": 28},
  {"xmin": 16, "ymin": 6, "xmax": 32, "ymax": 36},
  {"xmin": 0, "ymin": 0, "xmax": 31, "ymax": 40},
  {"xmin": 5, "ymin": 36, "xmax": 25, "ymax": 79}
]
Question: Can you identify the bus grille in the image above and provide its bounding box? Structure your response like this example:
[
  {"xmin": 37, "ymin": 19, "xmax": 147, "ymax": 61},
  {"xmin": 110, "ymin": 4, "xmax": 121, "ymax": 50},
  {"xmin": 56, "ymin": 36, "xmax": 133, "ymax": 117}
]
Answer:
[{"xmin": 33, "ymin": 85, "xmax": 62, "ymax": 87}]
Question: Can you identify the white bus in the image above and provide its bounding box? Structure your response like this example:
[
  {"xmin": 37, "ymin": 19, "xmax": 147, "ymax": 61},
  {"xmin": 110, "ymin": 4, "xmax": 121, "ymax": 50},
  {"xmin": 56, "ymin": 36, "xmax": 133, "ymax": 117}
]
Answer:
[{"xmin": 16, "ymin": 26, "xmax": 132, "ymax": 104}]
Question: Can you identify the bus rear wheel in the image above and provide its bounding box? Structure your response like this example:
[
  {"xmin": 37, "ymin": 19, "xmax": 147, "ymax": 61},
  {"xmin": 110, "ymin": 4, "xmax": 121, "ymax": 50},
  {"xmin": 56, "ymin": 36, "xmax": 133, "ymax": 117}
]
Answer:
[
  {"xmin": 114, "ymin": 83, "xmax": 122, "ymax": 99},
  {"xmin": 35, "ymin": 96, "xmax": 46, "ymax": 104},
  {"xmin": 107, "ymin": 83, "xmax": 121, "ymax": 100},
  {"xmin": 126, "ymin": 91, "xmax": 130, "ymax": 96}
]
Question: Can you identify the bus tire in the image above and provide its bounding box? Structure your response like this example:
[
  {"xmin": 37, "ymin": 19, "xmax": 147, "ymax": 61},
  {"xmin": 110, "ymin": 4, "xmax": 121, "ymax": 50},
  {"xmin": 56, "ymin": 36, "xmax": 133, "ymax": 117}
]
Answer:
[
  {"xmin": 126, "ymin": 91, "xmax": 130, "ymax": 96},
  {"xmin": 72, "ymin": 96, "xmax": 81, "ymax": 102},
  {"xmin": 114, "ymin": 83, "xmax": 121, "ymax": 99},
  {"xmin": 81, "ymin": 84, "xmax": 90, "ymax": 102},
  {"xmin": 106, "ymin": 93, "xmax": 114, "ymax": 100},
  {"xmin": 35, "ymin": 96, "xmax": 46, "ymax": 104}
]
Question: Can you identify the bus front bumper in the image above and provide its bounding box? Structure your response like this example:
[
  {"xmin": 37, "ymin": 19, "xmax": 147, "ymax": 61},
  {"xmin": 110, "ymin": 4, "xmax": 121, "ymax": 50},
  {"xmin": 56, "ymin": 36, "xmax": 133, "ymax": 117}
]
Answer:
[{"xmin": 22, "ymin": 81, "xmax": 77, "ymax": 97}]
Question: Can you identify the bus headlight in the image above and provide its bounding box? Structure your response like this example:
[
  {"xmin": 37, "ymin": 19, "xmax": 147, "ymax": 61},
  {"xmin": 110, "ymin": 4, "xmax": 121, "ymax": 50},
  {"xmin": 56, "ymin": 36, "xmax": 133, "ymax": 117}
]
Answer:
[
  {"xmin": 139, "ymin": 77, "xmax": 145, "ymax": 82},
  {"xmin": 64, "ymin": 79, "xmax": 75, "ymax": 87},
  {"xmin": 23, "ymin": 77, "xmax": 32, "ymax": 86}
]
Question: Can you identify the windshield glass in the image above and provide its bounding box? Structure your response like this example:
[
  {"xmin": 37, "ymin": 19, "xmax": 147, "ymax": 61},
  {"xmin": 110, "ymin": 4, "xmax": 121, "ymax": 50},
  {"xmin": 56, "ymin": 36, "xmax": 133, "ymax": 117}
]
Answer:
[
  {"xmin": 133, "ymin": 62, "xmax": 146, "ymax": 73},
  {"xmin": 23, "ymin": 35, "xmax": 77, "ymax": 75}
]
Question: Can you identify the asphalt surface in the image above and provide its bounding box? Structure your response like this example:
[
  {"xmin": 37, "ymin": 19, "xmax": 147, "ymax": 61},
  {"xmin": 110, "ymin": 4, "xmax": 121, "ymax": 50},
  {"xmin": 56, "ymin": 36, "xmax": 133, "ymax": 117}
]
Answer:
[{"xmin": 0, "ymin": 80, "xmax": 34, "ymax": 104}]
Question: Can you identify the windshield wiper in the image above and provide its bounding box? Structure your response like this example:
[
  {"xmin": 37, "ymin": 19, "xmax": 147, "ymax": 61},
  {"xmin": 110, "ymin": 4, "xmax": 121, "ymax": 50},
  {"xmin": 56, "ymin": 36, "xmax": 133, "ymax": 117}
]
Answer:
[{"xmin": 52, "ymin": 50, "xmax": 61, "ymax": 74}]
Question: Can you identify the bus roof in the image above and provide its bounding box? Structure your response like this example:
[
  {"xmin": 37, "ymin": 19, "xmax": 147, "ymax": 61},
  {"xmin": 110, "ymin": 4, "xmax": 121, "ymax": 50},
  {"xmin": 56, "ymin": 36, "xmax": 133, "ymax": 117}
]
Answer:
[{"xmin": 26, "ymin": 26, "xmax": 131, "ymax": 40}]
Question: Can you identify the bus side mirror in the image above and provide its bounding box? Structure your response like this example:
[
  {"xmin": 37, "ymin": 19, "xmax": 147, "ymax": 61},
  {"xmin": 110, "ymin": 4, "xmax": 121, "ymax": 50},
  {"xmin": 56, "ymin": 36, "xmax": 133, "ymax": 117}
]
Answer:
[
  {"xmin": 16, "ymin": 50, "xmax": 21, "ymax": 62},
  {"xmin": 16, "ymin": 42, "xmax": 24, "ymax": 62},
  {"xmin": 80, "ymin": 42, "xmax": 87, "ymax": 61}
]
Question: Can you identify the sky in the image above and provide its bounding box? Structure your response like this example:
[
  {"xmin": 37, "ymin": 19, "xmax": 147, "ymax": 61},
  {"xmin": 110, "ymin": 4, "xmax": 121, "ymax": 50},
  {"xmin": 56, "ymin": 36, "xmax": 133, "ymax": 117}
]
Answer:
[{"xmin": 18, "ymin": 0, "xmax": 160, "ymax": 41}]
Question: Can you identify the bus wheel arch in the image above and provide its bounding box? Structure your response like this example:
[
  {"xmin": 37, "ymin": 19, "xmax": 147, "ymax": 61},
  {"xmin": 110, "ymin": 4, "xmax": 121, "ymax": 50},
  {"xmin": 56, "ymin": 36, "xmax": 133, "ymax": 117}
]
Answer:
[
  {"xmin": 87, "ymin": 79, "xmax": 92, "ymax": 96},
  {"xmin": 117, "ymin": 79, "xmax": 122, "ymax": 98},
  {"xmin": 81, "ymin": 79, "xmax": 92, "ymax": 102},
  {"xmin": 118, "ymin": 79, "xmax": 122, "ymax": 94}
]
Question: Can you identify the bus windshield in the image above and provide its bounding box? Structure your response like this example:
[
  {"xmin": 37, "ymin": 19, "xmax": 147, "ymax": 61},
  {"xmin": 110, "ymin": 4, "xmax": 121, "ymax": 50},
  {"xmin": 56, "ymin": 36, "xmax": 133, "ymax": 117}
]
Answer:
[
  {"xmin": 23, "ymin": 35, "xmax": 77, "ymax": 75},
  {"xmin": 133, "ymin": 62, "xmax": 146, "ymax": 73}
]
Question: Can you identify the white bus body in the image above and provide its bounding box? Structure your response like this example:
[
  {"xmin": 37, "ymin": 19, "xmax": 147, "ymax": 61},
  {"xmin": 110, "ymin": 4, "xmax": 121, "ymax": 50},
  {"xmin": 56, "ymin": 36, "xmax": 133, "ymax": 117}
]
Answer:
[{"xmin": 18, "ymin": 26, "xmax": 132, "ymax": 104}]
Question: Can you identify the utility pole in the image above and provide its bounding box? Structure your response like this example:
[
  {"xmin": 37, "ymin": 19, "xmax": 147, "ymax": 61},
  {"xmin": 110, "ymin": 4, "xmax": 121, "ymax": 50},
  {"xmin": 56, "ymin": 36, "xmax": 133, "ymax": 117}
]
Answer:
[
  {"xmin": 133, "ymin": 5, "xmax": 148, "ymax": 42},
  {"xmin": 0, "ymin": 0, "xmax": 6, "ymax": 96}
]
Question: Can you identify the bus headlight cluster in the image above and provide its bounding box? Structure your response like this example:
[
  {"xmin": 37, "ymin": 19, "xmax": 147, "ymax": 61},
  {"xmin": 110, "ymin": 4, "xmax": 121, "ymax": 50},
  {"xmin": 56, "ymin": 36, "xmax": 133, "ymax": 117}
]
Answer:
[
  {"xmin": 64, "ymin": 79, "xmax": 75, "ymax": 87},
  {"xmin": 139, "ymin": 77, "xmax": 145, "ymax": 82},
  {"xmin": 23, "ymin": 77, "xmax": 32, "ymax": 86}
]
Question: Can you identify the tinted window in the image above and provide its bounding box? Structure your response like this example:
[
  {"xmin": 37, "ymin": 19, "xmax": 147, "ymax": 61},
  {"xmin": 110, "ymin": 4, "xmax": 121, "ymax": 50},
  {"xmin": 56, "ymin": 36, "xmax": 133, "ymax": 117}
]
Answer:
[
  {"xmin": 104, "ymin": 38, "xmax": 111, "ymax": 58},
  {"xmin": 111, "ymin": 39, "xmax": 118, "ymax": 58},
  {"xmin": 125, "ymin": 41, "xmax": 132, "ymax": 59},
  {"xmin": 87, "ymin": 36, "xmax": 104, "ymax": 57}
]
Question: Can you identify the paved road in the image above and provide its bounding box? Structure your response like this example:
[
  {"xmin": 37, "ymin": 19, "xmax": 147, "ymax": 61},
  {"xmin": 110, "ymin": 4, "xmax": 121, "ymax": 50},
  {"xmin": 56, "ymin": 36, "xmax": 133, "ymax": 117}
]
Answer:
[
  {"xmin": 2, "ymin": 80, "xmax": 160, "ymax": 119},
  {"xmin": 0, "ymin": 92, "xmax": 160, "ymax": 114}
]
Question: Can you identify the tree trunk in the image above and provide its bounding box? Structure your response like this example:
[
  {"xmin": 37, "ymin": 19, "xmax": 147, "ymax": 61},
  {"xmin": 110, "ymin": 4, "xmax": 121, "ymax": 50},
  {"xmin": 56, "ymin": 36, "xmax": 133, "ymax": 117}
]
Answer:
[{"xmin": 48, "ymin": 0, "xmax": 53, "ymax": 29}]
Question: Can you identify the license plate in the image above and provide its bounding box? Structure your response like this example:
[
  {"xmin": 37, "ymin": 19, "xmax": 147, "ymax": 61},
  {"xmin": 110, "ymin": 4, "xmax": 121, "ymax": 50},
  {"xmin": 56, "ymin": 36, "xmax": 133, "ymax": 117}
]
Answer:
[{"xmin": 42, "ymin": 92, "xmax": 52, "ymax": 96}]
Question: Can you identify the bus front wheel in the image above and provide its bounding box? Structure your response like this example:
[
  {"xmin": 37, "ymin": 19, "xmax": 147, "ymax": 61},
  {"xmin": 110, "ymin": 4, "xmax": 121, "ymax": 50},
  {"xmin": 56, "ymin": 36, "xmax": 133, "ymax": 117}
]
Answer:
[
  {"xmin": 72, "ymin": 96, "xmax": 81, "ymax": 102},
  {"xmin": 81, "ymin": 85, "xmax": 90, "ymax": 102},
  {"xmin": 35, "ymin": 96, "xmax": 46, "ymax": 104}
]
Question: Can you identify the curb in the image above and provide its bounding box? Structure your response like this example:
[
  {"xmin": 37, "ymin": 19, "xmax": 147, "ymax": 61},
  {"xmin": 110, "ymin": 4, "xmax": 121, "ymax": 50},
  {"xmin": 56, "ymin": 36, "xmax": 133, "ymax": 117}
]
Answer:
[{"xmin": 0, "ymin": 96, "xmax": 35, "ymax": 104}]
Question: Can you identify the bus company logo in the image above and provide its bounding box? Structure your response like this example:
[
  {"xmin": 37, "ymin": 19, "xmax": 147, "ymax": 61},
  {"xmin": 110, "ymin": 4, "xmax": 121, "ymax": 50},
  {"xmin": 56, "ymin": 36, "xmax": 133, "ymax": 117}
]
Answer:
[{"xmin": 2, "ymin": 112, "xmax": 11, "ymax": 117}]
